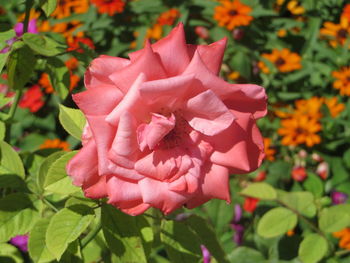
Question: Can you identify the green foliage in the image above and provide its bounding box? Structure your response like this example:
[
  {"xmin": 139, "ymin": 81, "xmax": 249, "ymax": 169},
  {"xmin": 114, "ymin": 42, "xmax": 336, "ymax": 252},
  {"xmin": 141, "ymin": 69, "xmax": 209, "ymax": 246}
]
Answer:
[
  {"xmin": 0, "ymin": 140, "xmax": 25, "ymax": 178},
  {"xmin": 22, "ymin": 33, "xmax": 66, "ymax": 57},
  {"xmin": 319, "ymin": 205, "xmax": 350, "ymax": 233},
  {"xmin": 59, "ymin": 104, "xmax": 86, "ymax": 140},
  {"xmin": 298, "ymin": 234, "xmax": 328, "ymax": 263},
  {"xmin": 257, "ymin": 207, "xmax": 298, "ymax": 238},
  {"xmin": 240, "ymin": 182, "xmax": 277, "ymax": 200},
  {"xmin": 46, "ymin": 205, "xmax": 94, "ymax": 260},
  {"xmin": 38, "ymin": 0, "xmax": 57, "ymax": 17}
]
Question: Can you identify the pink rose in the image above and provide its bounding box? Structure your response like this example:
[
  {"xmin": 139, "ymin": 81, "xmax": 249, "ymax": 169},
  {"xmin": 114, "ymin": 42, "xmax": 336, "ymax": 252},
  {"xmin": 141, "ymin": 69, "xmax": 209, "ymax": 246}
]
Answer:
[{"xmin": 67, "ymin": 24, "xmax": 267, "ymax": 215}]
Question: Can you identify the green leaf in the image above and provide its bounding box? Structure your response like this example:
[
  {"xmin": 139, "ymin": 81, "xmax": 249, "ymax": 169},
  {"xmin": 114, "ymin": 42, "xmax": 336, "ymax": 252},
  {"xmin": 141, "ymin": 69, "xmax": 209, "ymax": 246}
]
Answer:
[
  {"xmin": 0, "ymin": 52, "xmax": 10, "ymax": 75},
  {"xmin": 0, "ymin": 243, "xmax": 23, "ymax": 263},
  {"xmin": 46, "ymin": 57, "xmax": 70, "ymax": 99},
  {"xmin": 303, "ymin": 173, "xmax": 324, "ymax": 198},
  {"xmin": 0, "ymin": 29, "xmax": 15, "ymax": 50},
  {"xmin": 319, "ymin": 205, "xmax": 350, "ymax": 233},
  {"xmin": 46, "ymin": 205, "xmax": 94, "ymax": 260},
  {"xmin": 44, "ymin": 151, "xmax": 79, "ymax": 195},
  {"xmin": 227, "ymin": 247, "xmax": 265, "ymax": 263},
  {"xmin": 298, "ymin": 234, "xmax": 327, "ymax": 263},
  {"xmin": 203, "ymin": 198, "xmax": 234, "ymax": 234},
  {"xmin": 240, "ymin": 182, "xmax": 277, "ymax": 200},
  {"xmin": 7, "ymin": 45, "xmax": 36, "ymax": 90},
  {"xmin": 0, "ymin": 193, "xmax": 41, "ymax": 242},
  {"xmin": 229, "ymin": 52, "xmax": 251, "ymax": 79},
  {"xmin": 257, "ymin": 207, "xmax": 298, "ymax": 238},
  {"xmin": 0, "ymin": 140, "xmax": 25, "ymax": 178},
  {"xmin": 28, "ymin": 218, "xmax": 56, "ymax": 263},
  {"xmin": 0, "ymin": 174, "xmax": 27, "ymax": 191},
  {"xmin": 186, "ymin": 215, "xmax": 229, "ymax": 263},
  {"xmin": 330, "ymin": 157, "xmax": 349, "ymax": 185},
  {"xmin": 37, "ymin": 151, "xmax": 66, "ymax": 190},
  {"xmin": 22, "ymin": 33, "xmax": 66, "ymax": 57},
  {"xmin": 39, "ymin": 0, "xmax": 57, "ymax": 17},
  {"xmin": 278, "ymin": 191, "xmax": 317, "ymax": 218},
  {"xmin": 101, "ymin": 204, "xmax": 149, "ymax": 263},
  {"xmin": 160, "ymin": 219, "xmax": 202, "ymax": 263},
  {"xmin": 0, "ymin": 121, "xmax": 5, "ymax": 141},
  {"xmin": 59, "ymin": 104, "xmax": 86, "ymax": 140}
]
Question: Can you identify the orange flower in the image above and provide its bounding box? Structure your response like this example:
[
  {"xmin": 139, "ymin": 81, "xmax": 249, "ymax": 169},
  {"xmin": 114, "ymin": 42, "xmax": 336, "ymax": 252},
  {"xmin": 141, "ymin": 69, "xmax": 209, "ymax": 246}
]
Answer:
[
  {"xmin": 52, "ymin": 0, "xmax": 89, "ymax": 19},
  {"xmin": 342, "ymin": 4, "xmax": 350, "ymax": 22},
  {"xmin": 91, "ymin": 0, "xmax": 125, "ymax": 16},
  {"xmin": 40, "ymin": 139, "xmax": 70, "ymax": 151},
  {"xmin": 258, "ymin": 49, "xmax": 302, "ymax": 74},
  {"xmin": 294, "ymin": 97, "xmax": 323, "ymax": 119},
  {"xmin": 277, "ymin": 29, "xmax": 287, "ymax": 37},
  {"xmin": 65, "ymin": 57, "xmax": 79, "ymax": 71},
  {"xmin": 67, "ymin": 36, "xmax": 95, "ymax": 53},
  {"xmin": 287, "ymin": 0, "xmax": 304, "ymax": 15},
  {"xmin": 146, "ymin": 24, "xmax": 163, "ymax": 41},
  {"xmin": 157, "ymin": 8, "xmax": 180, "ymax": 26},
  {"xmin": 334, "ymin": 228, "xmax": 350, "ymax": 250},
  {"xmin": 214, "ymin": 0, "xmax": 253, "ymax": 31},
  {"xmin": 320, "ymin": 16, "xmax": 350, "ymax": 48},
  {"xmin": 228, "ymin": 71, "xmax": 240, "ymax": 81},
  {"xmin": 324, "ymin": 97, "xmax": 345, "ymax": 117},
  {"xmin": 332, "ymin": 67, "xmax": 350, "ymax": 96},
  {"xmin": 39, "ymin": 73, "xmax": 54, "ymax": 94},
  {"xmin": 263, "ymin": 138, "xmax": 276, "ymax": 161},
  {"xmin": 278, "ymin": 115, "xmax": 321, "ymax": 147},
  {"xmin": 286, "ymin": 229, "xmax": 295, "ymax": 236},
  {"xmin": 69, "ymin": 73, "xmax": 80, "ymax": 91}
]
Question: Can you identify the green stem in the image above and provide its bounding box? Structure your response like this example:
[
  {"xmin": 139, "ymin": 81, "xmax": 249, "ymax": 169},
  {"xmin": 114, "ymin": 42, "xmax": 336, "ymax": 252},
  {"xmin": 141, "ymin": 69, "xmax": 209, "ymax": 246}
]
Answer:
[
  {"xmin": 23, "ymin": 0, "xmax": 34, "ymax": 33},
  {"xmin": 4, "ymin": 89, "xmax": 22, "ymax": 142},
  {"xmin": 81, "ymin": 217, "xmax": 102, "ymax": 249},
  {"xmin": 43, "ymin": 197, "xmax": 59, "ymax": 212},
  {"xmin": 335, "ymin": 249, "xmax": 350, "ymax": 257}
]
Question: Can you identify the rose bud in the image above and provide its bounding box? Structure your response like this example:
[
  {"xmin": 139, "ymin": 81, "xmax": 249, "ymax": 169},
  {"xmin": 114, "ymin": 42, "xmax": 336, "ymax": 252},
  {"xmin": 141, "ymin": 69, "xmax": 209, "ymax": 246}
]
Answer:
[
  {"xmin": 195, "ymin": 26, "xmax": 209, "ymax": 39},
  {"xmin": 67, "ymin": 23, "xmax": 267, "ymax": 215},
  {"xmin": 232, "ymin": 28, "xmax": 244, "ymax": 40},
  {"xmin": 253, "ymin": 170, "xmax": 266, "ymax": 182},
  {"xmin": 316, "ymin": 162, "xmax": 329, "ymax": 180},
  {"xmin": 243, "ymin": 197, "xmax": 259, "ymax": 213},
  {"xmin": 291, "ymin": 166, "xmax": 307, "ymax": 182}
]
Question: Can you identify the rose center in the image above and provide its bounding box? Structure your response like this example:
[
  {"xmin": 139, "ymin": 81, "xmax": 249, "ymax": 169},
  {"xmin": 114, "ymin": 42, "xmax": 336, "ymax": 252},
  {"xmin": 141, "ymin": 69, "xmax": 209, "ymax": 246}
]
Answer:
[
  {"xmin": 337, "ymin": 29, "xmax": 348, "ymax": 39},
  {"xmin": 160, "ymin": 110, "xmax": 189, "ymax": 149},
  {"xmin": 275, "ymin": 57, "xmax": 286, "ymax": 67}
]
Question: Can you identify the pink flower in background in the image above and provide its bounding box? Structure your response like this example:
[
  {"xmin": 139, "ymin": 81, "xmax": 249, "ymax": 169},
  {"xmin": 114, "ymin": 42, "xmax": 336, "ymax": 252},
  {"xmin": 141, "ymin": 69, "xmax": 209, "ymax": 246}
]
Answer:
[
  {"xmin": 200, "ymin": 245, "xmax": 211, "ymax": 263},
  {"xmin": 67, "ymin": 23, "xmax": 267, "ymax": 215},
  {"xmin": 1, "ymin": 19, "xmax": 38, "ymax": 53}
]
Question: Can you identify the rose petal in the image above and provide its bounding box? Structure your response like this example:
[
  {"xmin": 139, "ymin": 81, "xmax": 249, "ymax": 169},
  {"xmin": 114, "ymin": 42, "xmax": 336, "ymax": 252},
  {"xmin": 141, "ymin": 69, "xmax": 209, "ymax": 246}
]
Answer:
[
  {"xmin": 85, "ymin": 55, "xmax": 130, "ymax": 89},
  {"xmin": 183, "ymin": 90, "xmax": 235, "ymax": 136},
  {"xmin": 83, "ymin": 175, "xmax": 108, "ymax": 199},
  {"xmin": 73, "ymin": 85, "xmax": 123, "ymax": 115},
  {"xmin": 137, "ymin": 113, "xmax": 175, "ymax": 151},
  {"xmin": 66, "ymin": 139, "xmax": 98, "ymax": 186},
  {"xmin": 187, "ymin": 37, "xmax": 227, "ymax": 75},
  {"xmin": 110, "ymin": 41, "xmax": 167, "ymax": 93},
  {"xmin": 206, "ymin": 111, "xmax": 265, "ymax": 173}
]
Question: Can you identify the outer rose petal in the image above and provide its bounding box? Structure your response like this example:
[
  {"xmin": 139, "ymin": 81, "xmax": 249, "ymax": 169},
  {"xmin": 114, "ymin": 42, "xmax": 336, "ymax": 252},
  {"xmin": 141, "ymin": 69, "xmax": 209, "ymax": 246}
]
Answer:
[
  {"xmin": 109, "ymin": 41, "xmax": 167, "ymax": 94},
  {"xmin": 67, "ymin": 139, "xmax": 98, "ymax": 186},
  {"xmin": 187, "ymin": 37, "xmax": 227, "ymax": 75},
  {"xmin": 182, "ymin": 50, "xmax": 267, "ymax": 119},
  {"xmin": 72, "ymin": 85, "xmax": 123, "ymax": 115},
  {"xmin": 138, "ymin": 177, "xmax": 189, "ymax": 214},
  {"xmin": 183, "ymin": 90, "xmax": 235, "ymax": 136},
  {"xmin": 83, "ymin": 175, "xmax": 108, "ymax": 199},
  {"xmin": 130, "ymin": 23, "xmax": 190, "ymax": 77},
  {"xmin": 206, "ymin": 111, "xmax": 265, "ymax": 174},
  {"xmin": 85, "ymin": 55, "xmax": 130, "ymax": 89},
  {"xmin": 186, "ymin": 163, "xmax": 230, "ymax": 208}
]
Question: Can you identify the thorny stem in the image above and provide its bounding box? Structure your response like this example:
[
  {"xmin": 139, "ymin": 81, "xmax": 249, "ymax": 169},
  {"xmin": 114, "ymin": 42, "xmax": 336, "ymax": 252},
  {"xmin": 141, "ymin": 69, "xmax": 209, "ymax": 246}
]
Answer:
[
  {"xmin": 81, "ymin": 215, "xmax": 102, "ymax": 249},
  {"xmin": 42, "ymin": 197, "xmax": 59, "ymax": 212}
]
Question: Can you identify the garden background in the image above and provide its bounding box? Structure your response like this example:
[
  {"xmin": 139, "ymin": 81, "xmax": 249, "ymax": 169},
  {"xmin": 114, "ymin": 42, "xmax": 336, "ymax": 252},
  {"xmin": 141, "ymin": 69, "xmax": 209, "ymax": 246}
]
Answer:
[{"xmin": 1, "ymin": 0, "xmax": 350, "ymax": 262}]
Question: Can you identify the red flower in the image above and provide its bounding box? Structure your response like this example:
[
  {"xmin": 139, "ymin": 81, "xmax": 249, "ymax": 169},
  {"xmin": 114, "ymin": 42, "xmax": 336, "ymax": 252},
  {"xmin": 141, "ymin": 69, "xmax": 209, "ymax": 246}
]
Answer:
[
  {"xmin": 254, "ymin": 171, "xmax": 266, "ymax": 182},
  {"xmin": 91, "ymin": 0, "xmax": 125, "ymax": 16},
  {"xmin": 67, "ymin": 37, "xmax": 95, "ymax": 53},
  {"xmin": 243, "ymin": 197, "xmax": 259, "ymax": 213},
  {"xmin": 19, "ymin": 85, "xmax": 44, "ymax": 113},
  {"xmin": 291, "ymin": 166, "xmax": 307, "ymax": 182}
]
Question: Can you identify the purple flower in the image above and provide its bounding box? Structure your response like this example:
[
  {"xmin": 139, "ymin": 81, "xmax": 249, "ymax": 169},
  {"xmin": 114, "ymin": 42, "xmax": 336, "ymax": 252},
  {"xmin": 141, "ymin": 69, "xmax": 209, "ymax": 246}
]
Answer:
[
  {"xmin": 1, "ymin": 19, "xmax": 38, "ymax": 53},
  {"xmin": 230, "ymin": 204, "xmax": 244, "ymax": 245},
  {"xmin": 331, "ymin": 191, "xmax": 348, "ymax": 205},
  {"xmin": 9, "ymin": 234, "xmax": 29, "ymax": 252},
  {"xmin": 200, "ymin": 245, "xmax": 211, "ymax": 263}
]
